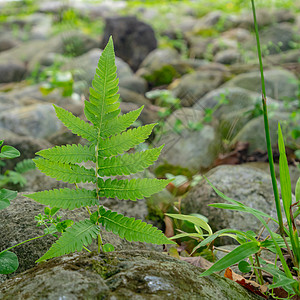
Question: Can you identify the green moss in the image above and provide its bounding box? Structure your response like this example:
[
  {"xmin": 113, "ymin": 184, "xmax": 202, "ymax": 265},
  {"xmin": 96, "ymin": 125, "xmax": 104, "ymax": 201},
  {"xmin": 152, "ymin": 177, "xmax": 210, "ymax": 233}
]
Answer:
[
  {"xmin": 92, "ymin": 255, "xmax": 120, "ymax": 279},
  {"xmin": 155, "ymin": 163, "xmax": 194, "ymax": 180},
  {"xmin": 144, "ymin": 65, "xmax": 179, "ymax": 87}
]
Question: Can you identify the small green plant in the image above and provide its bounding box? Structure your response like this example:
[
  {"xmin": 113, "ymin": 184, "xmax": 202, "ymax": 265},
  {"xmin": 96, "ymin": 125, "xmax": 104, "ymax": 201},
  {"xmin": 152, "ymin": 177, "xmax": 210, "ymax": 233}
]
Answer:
[
  {"xmin": 195, "ymin": 1, "xmax": 300, "ymax": 298},
  {"xmin": 0, "ymin": 37, "xmax": 175, "ymax": 274}
]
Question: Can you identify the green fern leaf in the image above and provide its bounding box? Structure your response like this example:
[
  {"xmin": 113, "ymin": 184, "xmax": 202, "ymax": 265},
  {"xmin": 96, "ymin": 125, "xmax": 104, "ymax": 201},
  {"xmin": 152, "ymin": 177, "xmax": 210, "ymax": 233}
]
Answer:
[
  {"xmin": 97, "ymin": 177, "xmax": 172, "ymax": 200},
  {"xmin": 34, "ymin": 158, "xmax": 96, "ymax": 184},
  {"xmin": 54, "ymin": 105, "xmax": 98, "ymax": 142},
  {"xmin": 98, "ymin": 124, "xmax": 156, "ymax": 157},
  {"xmin": 98, "ymin": 146, "xmax": 163, "ymax": 176},
  {"xmin": 25, "ymin": 188, "xmax": 98, "ymax": 209},
  {"xmin": 99, "ymin": 206, "xmax": 175, "ymax": 244},
  {"xmin": 14, "ymin": 159, "xmax": 36, "ymax": 174},
  {"xmin": 37, "ymin": 219, "xmax": 99, "ymax": 262},
  {"xmin": 88, "ymin": 37, "xmax": 120, "ymax": 129},
  {"xmin": 37, "ymin": 144, "xmax": 96, "ymax": 164},
  {"xmin": 101, "ymin": 106, "xmax": 143, "ymax": 138}
]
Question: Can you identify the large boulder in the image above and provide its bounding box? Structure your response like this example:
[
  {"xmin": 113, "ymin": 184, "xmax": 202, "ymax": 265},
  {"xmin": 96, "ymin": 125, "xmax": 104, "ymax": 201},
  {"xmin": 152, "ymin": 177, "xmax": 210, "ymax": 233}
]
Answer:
[
  {"xmin": 0, "ymin": 60, "xmax": 26, "ymax": 83},
  {"xmin": 155, "ymin": 108, "xmax": 221, "ymax": 171},
  {"xmin": 182, "ymin": 165, "xmax": 281, "ymax": 242},
  {"xmin": 0, "ymin": 193, "xmax": 159, "ymax": 283},
  {"xmin": 0, "ymin": 103, "xmax": 63, "ymax": 140},
  {"xmin": 101, "ymin": 16, "xmax": 157, "ymax": 71},
  {"xmin": 0, "ymin": 250, "xmax": 261, "ymax": 299},
  {"xmin": 231, "ymin": 112, "xmax": 298, "ymax": 153},
  {"xmin": 171, "ymin": 68, "xmax": 226, "ymax": 106},
  {"xmin": 223, "ymin": 69, "xmax": 298, "ymax": 101}
]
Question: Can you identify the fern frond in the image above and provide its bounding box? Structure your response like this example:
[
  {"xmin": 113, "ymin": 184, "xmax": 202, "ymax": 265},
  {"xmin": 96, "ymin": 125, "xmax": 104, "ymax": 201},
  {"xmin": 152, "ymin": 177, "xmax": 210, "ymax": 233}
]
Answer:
[
  {"xmin": 99, "ymin": 206, "xmax": 175, "ymax": 244},
  {"xmin": 54, "ymin": 105, "xmax": 98, "ymax": 142},
  {"xmin": 37, "ymin": 144, "xmax": 96, "ymax": 164},
  {"xmin": 101, "ymin": 106, "xmax": 143, "ymax": 138},
  {"xmin": 14, "ymin": 159, "xmax": 35, "ymax": 174},
  {"xmin": 34, "ymin": 158, "xmax": 96, "ymax": 184},
  {"xmin": 37, "ymin": 219, "xmax": 99, "ymax": 262},
  {"xmin": 97, "ymin": 177, "xmax": 172, "ymax": 200},
  {"xmin": 98, "ymin": 124, "xmax": 156, "ymax": 157},
  {"xmin": 87, "ymin": 37, "xmax": 119, "ymax": 128},
  {"xmin": 98, "ymin": 146, "xmax": 163, "ymax": 176},
  {"xmin": 25, "ymin": 188, "xmax": 98, "ymax": 209}
]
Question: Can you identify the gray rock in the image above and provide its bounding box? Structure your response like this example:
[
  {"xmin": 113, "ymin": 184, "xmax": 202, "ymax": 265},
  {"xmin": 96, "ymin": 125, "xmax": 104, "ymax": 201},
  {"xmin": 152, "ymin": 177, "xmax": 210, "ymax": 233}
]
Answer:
[
  {"xmin": 0, "ymin": 193, "xmax": 160, "ymax": 283},
  {"xmin": 259, "ymin": 23, "xmax": 298, "ymax": 55},
  {"xmin": 0, "ymin": 60, "xmax": 26, "ymax": 83},
  {"xmin": 0, "ymin": 103, "xmax": 63, "ymax": 139},
  {"xmin": 183, "ymin": 165, "xmax": 280, "ymax": 242},
  {"xmin": 119, "ymin": 87, "xmax": 150, "ymax": 106},
  {"xmin": 171, "ymin": 69, "xmax": 225, "ymax": 106},
  {"xmin": 155, "ymin": 108, "xmax": 221, "ymax": 171},
  {"xmin": 62, "ymin": 48, "xmax": 133, "ymax": 95},
  {"xmin": 0, "ymin": 36, "xmax": 19, "ymax": 52},
  {"xmin": 0, "ymin": 250, "xmax": 261, "ymax": 300},
  {"xmin": 215, "ymin": 49, "xmax": 241, "ymax": 65},
  {"xmin": 231, "ymin": 112, "xmax": 298, "ymax": 153},
  {"xmin": 223, "ymin": 69, "xmax": 298, "ymax": 101},
  {"xmin": 119, "ymin": 75, "xmax": 148, "ymax": 94},
  {"xmin": 101, "ymin": 16, "xmax": 157, "ymax": 71}
]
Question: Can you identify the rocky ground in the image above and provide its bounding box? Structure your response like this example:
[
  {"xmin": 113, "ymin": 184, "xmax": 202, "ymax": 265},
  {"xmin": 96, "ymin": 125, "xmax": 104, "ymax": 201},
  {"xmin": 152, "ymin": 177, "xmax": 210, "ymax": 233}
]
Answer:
[{"xmin": 0, "ymin": 0, "xmax": 299, "ymax": 299}]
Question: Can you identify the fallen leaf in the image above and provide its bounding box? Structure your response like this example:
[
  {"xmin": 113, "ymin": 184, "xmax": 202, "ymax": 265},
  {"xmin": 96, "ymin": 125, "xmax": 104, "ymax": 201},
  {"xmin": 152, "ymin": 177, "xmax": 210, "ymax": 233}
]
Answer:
[
  {"xmin": 180, "ymin": 256, "xmax": 213, "ymax": 269},
  {"xmin": 224, "ymin": 267, "xmax": 268, "ymax": 299},
  {"xmin": 164, "ymin": 216, "xmax": 174, "ymax": 237}
]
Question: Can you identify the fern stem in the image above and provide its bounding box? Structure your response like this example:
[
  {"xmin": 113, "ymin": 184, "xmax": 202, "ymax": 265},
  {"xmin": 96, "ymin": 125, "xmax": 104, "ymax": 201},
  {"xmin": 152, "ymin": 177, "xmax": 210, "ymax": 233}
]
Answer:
[
  {"xmin": 85, "ymin": 206, "xmax": 91, "ymax": 215},
  {"xmin": 97, "ymin": 233, "xmax": 103, "ymax": 253},
  {"xmin": 0, "ymin": 234, "xmax": 48, "ymax": 255},
  {"xmin": 83, "ymin": 246, "xmax": 91, "ymax": 253}
]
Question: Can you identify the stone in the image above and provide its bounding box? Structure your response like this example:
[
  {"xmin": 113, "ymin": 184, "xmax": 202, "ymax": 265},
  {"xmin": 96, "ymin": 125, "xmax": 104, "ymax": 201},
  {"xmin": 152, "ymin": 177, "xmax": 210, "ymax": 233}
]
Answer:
[
  {"xmin": 231, "ymin": 112, "xmax": 298, "ymax": 154},
  {"xmin": 0, "ymin": 250, "xmax": 262, "ymax": 299},
  {"xmin": 171, "ymin": 69, "xmax": 225, "ymax": 106},
  {"xmin": 155, "ymin": 108, "xmax": 221, "ymax": 171},
  {"xmin": 0, "ymin": 103, "xmax": 64, "ymax": 140},
  {"xmin": 223, "ymin": 69, "xmax": 298, "ymax": 101},
  {"xmin": 62, "ymin": 49, "xmax": 134, "ymax": 95},
  {"xmin": 182, "ymin": 165, "xmax": 281, "ymax": 242},
  {"xmin": 215, "ymin": 49, "xmax": 241, "ymax": 65},
  {"xmin": 101, "ymin": 16, "xmax": 157, "ymax": 71},
  {"xmin": 0, "ymin": 36, "xmax": 19, "ymax": 52},
  {"xmin": 259, "ymin": 23, "xmax": 298, "ymax": 55},
  {"xmin": 119, "ymin": 75, "xmax": 148, "ymax": 94},
  {"xmin": 119, "ymin": 87, "xmax": 151, "ymax": 106},
  {"xmin": 0, "ymin": 60, "xmax": 26, "ymax": 83},
  {"xmin": 0, "ymin": 193, "xmax": 160, "ymax": 283}
]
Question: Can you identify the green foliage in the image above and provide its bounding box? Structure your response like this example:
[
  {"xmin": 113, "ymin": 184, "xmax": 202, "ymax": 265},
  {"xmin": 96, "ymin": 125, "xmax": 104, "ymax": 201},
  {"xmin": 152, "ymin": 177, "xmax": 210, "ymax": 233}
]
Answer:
[{"xmin": 24, "ymin": 37, "xmax": 174, "ymax": 263}]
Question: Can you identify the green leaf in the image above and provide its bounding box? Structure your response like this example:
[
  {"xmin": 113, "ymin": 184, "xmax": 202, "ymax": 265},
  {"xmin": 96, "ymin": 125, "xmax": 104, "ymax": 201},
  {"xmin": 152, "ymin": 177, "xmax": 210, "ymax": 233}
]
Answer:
[
  {"xmin": 54, "ymin": 105, "xmax": 98, "ymax": 142},
  {"xmin": 99, "ymin": 206, "xmax": 175, "ymax": 244},
  {"xmin": 37, "ymin": 219, "xmax": 99, "ymax": 262},
  {"xmin": 103, "ymin": 243, "xmax": 115, "ymax": 252},
  {"xmin": 0, "ymin": 189, "xmax": 17, "ymax": 210},
  {"xmin": 25, "ymin": 188, "xmax": 98, "ymax": 210},
  {"xmin": 295, "ymin": 177, "xmax": 300, "ymax": 202},
  {"xmin": 14, "ymin": 159, "xmax": 36, "ymax": 174},
  {"xmin": 98, "ymin": 178, "xmax": 171, "ymax": 200},
  {"xmin": 37, "ymin": 144, "xmax": 96, "ymax": 164},
  {"xmin": 278, "ymin": 123, "xmax": 292, "ymax": 224},
  {"xmin": 0, "ymin": 145, "xmax": 20, "ymax": 159},
  {"xmin": 98, "ymin": 146, "xmax": 163, "ymax": 176},
  {"xmin": 34, "ymin": 158, "xmax": 96, "ymax": 184},
  {"xmin": 0, "ymin": 140, "xmax": 3, "ymax": 147},
  {"xmin": 238, "ymin": 261, "xmax": 251, "ymax": 273},
  {"xmin": 100, "ymin": 106, "xmax": 143, "ymax": 138},
  {"xmin": 166, "ymin": 213, "xmax": 212, "ymax": 235},
  {"xmin": 200, "ymin": 241, "xmax": 260, "ymax": 276},
  {"xmin": 0, "ymin": 251, "xmax": 19, "ymax": 274},
  {"xmin": 98, "ymin": 124, "xmax": 156, "ymax": 157}
]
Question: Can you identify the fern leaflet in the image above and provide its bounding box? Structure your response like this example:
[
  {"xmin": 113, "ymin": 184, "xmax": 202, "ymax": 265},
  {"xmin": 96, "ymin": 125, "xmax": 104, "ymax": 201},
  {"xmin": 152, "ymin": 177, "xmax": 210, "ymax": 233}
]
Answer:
[
  {"xmin": 37, "ymin": 219, "xmax": 99, "ymax": 262},
  {"xmin": 98, "ymin": 146, "xmax": 163, "ymax": 176},
  {"xmin": 34, "ymin": 158, "xmax": 96, "ymax": 184},
  {"xmin": 25, "ymin": 188, "xmax": 98, "ymax": 210},
  {"xmin": 98, "ymin": 124, "xmax": 156, "ymax": 157},
  {"xmin": 99, "ymin": 206, "xmax": 175, "ymax": 244},
  {"xmin": 37, "ymin": 144, "xmax": 96, "ymax": 164},
  {"xmin": 97, "ymin": 178, "xmax": 172, "ymax": 200}
]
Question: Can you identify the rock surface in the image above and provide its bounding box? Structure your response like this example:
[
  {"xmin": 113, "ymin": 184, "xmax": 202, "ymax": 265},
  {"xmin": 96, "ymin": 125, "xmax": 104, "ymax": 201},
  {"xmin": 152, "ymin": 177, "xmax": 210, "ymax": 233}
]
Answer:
[
  {"xmin": 182, "ymin": 165, "xmax": 280, "ymax": 242},
  {"xmin": 0, "ymin": 250, "xmax": 261, "ymax": 299}
]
